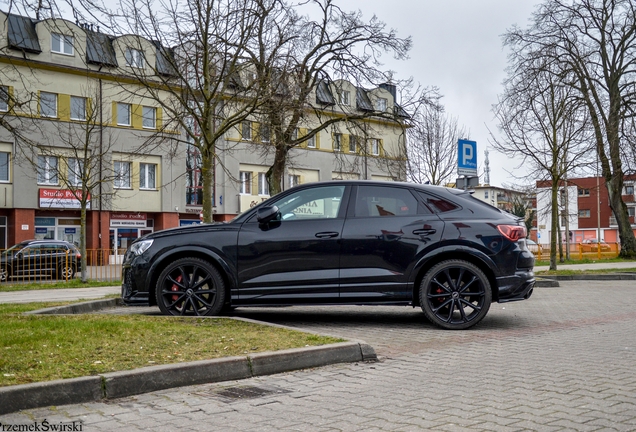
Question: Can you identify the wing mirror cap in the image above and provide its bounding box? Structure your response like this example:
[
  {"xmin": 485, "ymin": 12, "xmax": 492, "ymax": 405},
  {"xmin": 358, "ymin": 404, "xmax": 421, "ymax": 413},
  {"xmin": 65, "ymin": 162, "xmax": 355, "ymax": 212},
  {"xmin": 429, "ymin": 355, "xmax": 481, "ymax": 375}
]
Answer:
[{"xmin": 257, "ymin": 206, "xmax": 280, "ymax": 224}]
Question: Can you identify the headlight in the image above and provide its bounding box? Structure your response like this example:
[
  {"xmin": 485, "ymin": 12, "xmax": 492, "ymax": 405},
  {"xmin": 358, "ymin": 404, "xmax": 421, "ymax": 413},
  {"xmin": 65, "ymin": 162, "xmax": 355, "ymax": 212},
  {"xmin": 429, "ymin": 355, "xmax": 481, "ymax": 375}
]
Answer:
[{"xmin": 130, "ymin": 239, "xmax": 154, "ymax": 256}]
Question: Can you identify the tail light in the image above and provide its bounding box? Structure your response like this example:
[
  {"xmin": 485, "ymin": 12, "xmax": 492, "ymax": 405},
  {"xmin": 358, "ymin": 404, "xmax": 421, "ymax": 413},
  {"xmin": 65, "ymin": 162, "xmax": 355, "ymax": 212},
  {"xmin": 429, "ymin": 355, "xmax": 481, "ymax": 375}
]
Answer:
[{"xmin": 497, "ymin": 225, "xmax": 527, "ymax": 241}]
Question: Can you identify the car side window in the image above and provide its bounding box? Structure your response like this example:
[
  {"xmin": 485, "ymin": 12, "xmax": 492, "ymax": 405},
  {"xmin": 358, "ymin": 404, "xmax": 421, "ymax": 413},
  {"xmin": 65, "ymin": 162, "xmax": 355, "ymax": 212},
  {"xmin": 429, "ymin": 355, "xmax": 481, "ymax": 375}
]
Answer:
[
  {"xmin": 417, "ymin": 191, "xmax": 460, "ymax": 213},
  {"xmin": 271, "ymin": 185, "xmax": 346, "ymax": 221},
  {"xmin": 355, "ymin": 186, "xmax": 418, "ymax": 217}
]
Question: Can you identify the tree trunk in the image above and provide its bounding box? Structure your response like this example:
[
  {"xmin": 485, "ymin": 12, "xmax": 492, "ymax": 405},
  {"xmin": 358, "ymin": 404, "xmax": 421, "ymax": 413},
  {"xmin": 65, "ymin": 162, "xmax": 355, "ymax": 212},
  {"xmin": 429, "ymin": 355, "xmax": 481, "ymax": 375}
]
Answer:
[
  {"xmin": 606, "ymin": 175, "xmax": 636, "ymax": 258},
  {"xmin": 550, "ymin": 182, "xmax": 559, "ymax": 270},
  {"xmin": 80, "ymin": 202, "xmax": 87, "ymax": 283},
  {"xmin": 266, "ymin": 144, "xmax": 287, "ymax": 196},
  {"xmin": 201, "ymin": 148, "xmax": 214, "ymax": 223}
]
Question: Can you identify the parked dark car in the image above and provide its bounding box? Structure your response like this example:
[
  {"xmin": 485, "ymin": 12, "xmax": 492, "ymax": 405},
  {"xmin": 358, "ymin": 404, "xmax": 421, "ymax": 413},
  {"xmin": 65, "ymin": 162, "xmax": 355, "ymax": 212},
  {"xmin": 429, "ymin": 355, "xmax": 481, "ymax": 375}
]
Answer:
[
  {"xmin": 122, "ymin": 181, "xmax": 535, "ymax": 330},
  {"xmin": 0, "ymin": 239, "xmax": 80, "ymax": 282}
]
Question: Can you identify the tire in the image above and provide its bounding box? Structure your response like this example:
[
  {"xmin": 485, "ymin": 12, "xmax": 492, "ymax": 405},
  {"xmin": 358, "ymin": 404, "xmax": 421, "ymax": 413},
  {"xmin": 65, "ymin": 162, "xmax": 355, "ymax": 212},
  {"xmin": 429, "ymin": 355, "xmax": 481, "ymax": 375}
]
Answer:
[
  {"xmin": 57, "ymin": 264, "xmax": 76, "ymax": 280},
  {"xmin": 419, "ymin": 260, "xmax": 492, "ymax": 330},
  {"xmin": 156, "ymin": 257, "xmax": 226, "ymax": 316}
]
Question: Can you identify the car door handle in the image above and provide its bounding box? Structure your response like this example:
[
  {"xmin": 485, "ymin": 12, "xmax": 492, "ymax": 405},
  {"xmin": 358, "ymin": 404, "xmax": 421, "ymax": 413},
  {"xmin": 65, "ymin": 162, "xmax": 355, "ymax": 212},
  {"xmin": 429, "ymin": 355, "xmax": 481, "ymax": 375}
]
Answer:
[
  {"xmin": 315, "ymin": 232, "xmax": 339, "ymax": 239},
  {"xmin": 413, "ymin": 229, "xmax": 436, "ymax": 235}
]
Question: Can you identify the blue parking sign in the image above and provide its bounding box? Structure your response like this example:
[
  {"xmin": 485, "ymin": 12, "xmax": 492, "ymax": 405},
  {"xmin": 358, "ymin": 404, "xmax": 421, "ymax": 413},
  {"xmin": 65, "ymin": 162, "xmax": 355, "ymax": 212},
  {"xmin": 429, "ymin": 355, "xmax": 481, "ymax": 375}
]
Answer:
[{"xmin": 457, "ymin": 139, "xmax": 478, "ymax": 175}]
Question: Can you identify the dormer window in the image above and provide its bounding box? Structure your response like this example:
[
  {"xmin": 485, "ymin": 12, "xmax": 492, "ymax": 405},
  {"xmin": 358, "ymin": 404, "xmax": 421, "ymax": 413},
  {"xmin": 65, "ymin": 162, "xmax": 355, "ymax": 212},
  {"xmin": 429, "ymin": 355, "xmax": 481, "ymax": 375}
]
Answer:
[
  {"xmin": 125, "ymin": 48, "xmax": 144, "ymax": 68},
  {"xmin": 339, "ymin": 90, "xmax": 350, "ymax": 106},
  {"xmin": 51, "ymin": 33, "xmax": 74, "ymax": 55},
  {"xmin": 375, "ymin": 98, "xmax": 387, "ymax": 111}
]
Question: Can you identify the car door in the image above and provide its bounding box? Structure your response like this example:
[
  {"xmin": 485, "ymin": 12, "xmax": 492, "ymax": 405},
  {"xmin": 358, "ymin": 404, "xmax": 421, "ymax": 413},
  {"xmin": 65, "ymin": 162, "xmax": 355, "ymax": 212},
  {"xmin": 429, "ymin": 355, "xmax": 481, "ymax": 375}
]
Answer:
[
  {"xmin": 236, "ymin": 184, "xmax": 350, "ymax": 304},
  {"xmin": 339, "ymin": 185, "xmax": 445, "ymax": 302}
]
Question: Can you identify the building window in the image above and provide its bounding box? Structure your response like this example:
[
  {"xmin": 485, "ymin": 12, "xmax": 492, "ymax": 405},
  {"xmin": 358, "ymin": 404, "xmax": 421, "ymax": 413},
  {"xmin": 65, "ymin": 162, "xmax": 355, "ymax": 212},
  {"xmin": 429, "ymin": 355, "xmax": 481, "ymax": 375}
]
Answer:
[
  {"xmin": 259, "ymin": 124, "xmax": 270, "ymax": 142},
  {"xmin": 258, "ymin": 172, "xmax": 269, "ymax": 196},
  {"xmin": 578, "ymin": 188, "xmax": 590, "ymax": 197},
  {"xmin": 241, "ymin": 121, "xmax": 252, "ymax": 140},
  {"xmin": 114, "ymin": 161, "xmax": 131, "ymax": 188},
  {"xmin": 628, "ymin": 207, "xmax": 635, "ymax": 217},
  {"xmin": 339, "ymin": 90, "xmax": 350, "ymax": 106},
  {"xmin": 484, "ymin": 190, "xmax": 489, "ymax": 199},
  {"xmin": 51, "ymin": 33, "xmax": 74, "ymax": 55},
  {"xmin": 240, "ymin": 171, "xmax": 252, "ymax": 194},
  {"xmin": 349, "ymin": 135, "xmax": 357, "ymax": 153},
  {"xmin": 117, "ymin": 103, "xmax": 131, "ymax": 126},
  {"xmin": 288, "ymin": 174, "xmax": 300, "ymax": 188},
  {"xmin": 369, "ymin": 139, "xmax": 379, "ymax": 156},
  {"xmin": 186, "ymin": 143, "xmax": 203, "ymax": 205},
  {"xmin": 375, "ymin": 98, "xmax": 387, "ymax": 111},
  {"xmin": 142, "ymin": 106, "xmax": 156, "ymax": 129},
  {"xmin": 125, "ymin": 48, "xmax": 144, "ymax": 68},
  {"xmin": 0, "ymin": 86, "xmax": 8, "ymax": 112},
  {"xmin": 70, "ymin": 96, "xmax": 86, "ymax": 121},
  {"xmin": 37, "ymin": 155, "xmax": 58, "ymax": 185},
  {"xmin": 0, "ymin": 152, "xmax": 9, "ymax": 182},
  {"xmin": 40, "ymin": 92, "xmax": 57, "ymax": 118},
  {"xmin": 625, "ymin": 185, "xmax": 634, "ymax": 195},
  {"xmin": 334, "ymin": 133, "xmax": 342, "ymax": 151},
  {"xmin": 140, "ymin": 163, "xmax": 156, "ymax": 189},
  {"xmin": 578, "ymin": 209, "xmax": 591, "ymax": 218},
  {"xmin": 306, "ymin": 130, "xmax": 316, "ymax": 148},
  {"xmin": 67, "ymin": 158, "xmax": 84, "ymax": 186}
]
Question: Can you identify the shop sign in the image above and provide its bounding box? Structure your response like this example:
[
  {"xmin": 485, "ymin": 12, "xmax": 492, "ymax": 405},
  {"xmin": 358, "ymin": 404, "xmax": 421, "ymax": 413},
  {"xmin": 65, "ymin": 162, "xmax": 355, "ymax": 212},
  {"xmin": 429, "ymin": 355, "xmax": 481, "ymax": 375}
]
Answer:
[
  {"xmin": 185, "ymin": 207, "xmax": 203, "ymax": 214},
  {"xmin": 110, "ymin": 212, "xmax": 147, "ymax": 227},
  {"xmin": 65, "ymin": 228, "xmax": 77, "ymax": 234},
  {"xmin": 39, "ymin": 189, "xmax": 91, "ymax": 209},
  {"xmin": 179, "ymin": 220, "xmax": 201, "ymax": 226},
  {"xmin": 35, "ymin": 227, "xmax": 48, "ymax": 234}
]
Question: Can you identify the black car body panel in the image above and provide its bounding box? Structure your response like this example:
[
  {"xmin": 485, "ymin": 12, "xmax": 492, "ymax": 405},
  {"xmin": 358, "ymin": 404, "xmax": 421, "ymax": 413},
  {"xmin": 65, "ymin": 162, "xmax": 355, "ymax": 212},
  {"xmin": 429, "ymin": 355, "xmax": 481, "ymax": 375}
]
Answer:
[{"xmin": 122, "ymin": 181, "xmax": 535, "ymax": 328}]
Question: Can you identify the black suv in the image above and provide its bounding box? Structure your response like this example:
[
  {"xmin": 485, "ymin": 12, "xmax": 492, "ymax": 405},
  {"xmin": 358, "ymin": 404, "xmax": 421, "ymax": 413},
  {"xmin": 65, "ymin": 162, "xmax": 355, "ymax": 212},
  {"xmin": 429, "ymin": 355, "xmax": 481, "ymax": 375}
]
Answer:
[
  {"xmin": 0, "ymin": 240, "xmax": 80, "ymax": 281},
  {"xmin": 122, "ymin": 181, "xmax": 535, "ymax": 330}
]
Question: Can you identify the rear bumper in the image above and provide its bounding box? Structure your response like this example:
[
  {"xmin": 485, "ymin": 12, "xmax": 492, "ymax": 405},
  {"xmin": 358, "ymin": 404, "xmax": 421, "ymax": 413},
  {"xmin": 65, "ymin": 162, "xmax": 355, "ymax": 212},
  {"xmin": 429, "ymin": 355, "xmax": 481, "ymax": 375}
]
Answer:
[{"xmin": 496, "ymin": 269, "xmax": 535, "ymax": 303}]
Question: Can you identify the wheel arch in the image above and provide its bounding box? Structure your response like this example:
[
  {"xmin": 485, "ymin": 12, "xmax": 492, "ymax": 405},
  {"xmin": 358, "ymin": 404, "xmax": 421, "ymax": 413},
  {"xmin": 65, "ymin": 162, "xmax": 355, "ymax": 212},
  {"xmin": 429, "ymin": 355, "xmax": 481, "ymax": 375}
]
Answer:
[
  {"xmin": 411, "ymin": 247, "xmax": 499, "ymax": 306},
  {"xmin": 145, "ymin": 246, "xmax": 236, "ymax": 307}
]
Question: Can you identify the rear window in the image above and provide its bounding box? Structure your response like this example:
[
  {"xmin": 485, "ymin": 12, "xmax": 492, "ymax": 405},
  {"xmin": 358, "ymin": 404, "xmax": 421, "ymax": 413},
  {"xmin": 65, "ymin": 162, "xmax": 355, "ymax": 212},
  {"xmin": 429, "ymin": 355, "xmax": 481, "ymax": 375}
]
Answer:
[{"xmin": 416, "ymin": 191, "xmax": 460, "ymax": 213}]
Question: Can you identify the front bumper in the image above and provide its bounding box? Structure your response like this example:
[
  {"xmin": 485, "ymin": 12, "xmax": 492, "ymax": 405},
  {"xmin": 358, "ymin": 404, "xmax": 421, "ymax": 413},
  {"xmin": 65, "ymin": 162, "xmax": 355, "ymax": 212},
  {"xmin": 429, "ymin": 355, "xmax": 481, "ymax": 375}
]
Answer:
[{"xmin": 121, "ymin": 265, "xmax": 150, "ymax": 306}]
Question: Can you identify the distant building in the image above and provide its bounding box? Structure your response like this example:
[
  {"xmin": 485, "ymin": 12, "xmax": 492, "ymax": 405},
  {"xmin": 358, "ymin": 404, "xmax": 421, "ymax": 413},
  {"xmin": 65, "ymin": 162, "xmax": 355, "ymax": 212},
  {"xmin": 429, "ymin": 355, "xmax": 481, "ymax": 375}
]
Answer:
[{"xmin": 535, "ymin": 176, "xmax": 636, "ymax": 244}]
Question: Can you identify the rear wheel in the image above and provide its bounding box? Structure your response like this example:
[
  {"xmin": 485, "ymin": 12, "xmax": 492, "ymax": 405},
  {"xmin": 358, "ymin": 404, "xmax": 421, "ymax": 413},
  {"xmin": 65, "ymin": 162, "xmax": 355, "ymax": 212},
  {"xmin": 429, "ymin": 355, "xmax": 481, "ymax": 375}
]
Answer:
[
  {"xmin": 0, "ymin": 266, "xmax": 11, "ymax": 282},
  {"xmin": 57, "ymin": 263, "xmax": 75, "ymax": 280},
  {"xmin": 156, "ymin": 257, "xmax": 226, "ymax": 316},
  {"xmin": 419, "ymin": 260, "xmax": 491, "ymax": 330}
]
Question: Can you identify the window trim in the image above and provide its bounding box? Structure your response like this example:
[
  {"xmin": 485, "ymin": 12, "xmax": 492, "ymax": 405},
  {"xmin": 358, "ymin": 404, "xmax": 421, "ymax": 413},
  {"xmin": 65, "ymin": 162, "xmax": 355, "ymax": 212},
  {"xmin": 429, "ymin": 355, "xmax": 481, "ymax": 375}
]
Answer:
[
  {"xmin": 51, "ymin": 33, "xmax": 74, "ymax": 56},
  {"xmin": 340, "ymin": 90, "xmax": 350, "ymax": 106},
  {"xmin": 578, "ymin": 209, "xmax": 591, "ymax": 218},
  {"xmin": 114, "ymin": 161, "xmax": 132, "ymax": 189},
  {"xmin": 142, "ymin": 106, "xmax": 156, "ymax": 129},
  {"xmin": 67, "ymin": 157, "xmax": 83, "ymax": 187},
  {"xmin": 117, "ymin": 102, "xmax": 131, "ymax": 126},
  {"xmin": 0, "ymin": 86, "xmax": 8, "ymax": 112},
  {"xmin": 258, "ymin": 172, "xmax": 269, "ymax": 196},
  {"xmin": 139, "ymin": 162, "xmax": 157, "ymax": 190},
  {"xmin": 70, "ymin": 96, "xmax": 86, "ymax": 121},
  {"xmin": 40, "ymin": 92, "xmax": 58, "ymax": 118},
  {"xmin": 125, "ymin": 47, "xmax": 144, "ymax": 68},
  {"xmin": 375, "ymin": 97, "xmax": 387, "ymax": 111},
  {"xmin": 0, "ymin": 151, "xmax": 10, "ymax": 182},
  {"xmin": 240, "ymin": 171, "xmax": 252, "ymax": 194},
  {"xmin": 241, "ymin": 121, "xmax": 252, "ymax": 141},
  {"xmin": 370, "ymin": 138, "xmax": 379, "ymax": 156},
  {"xmin": 334, "ymin": 133, "xmax": 342, "ymax": 152},
  {"xmin": 37, "ymin": 155, "xmax": 59, "ymax": 185},
  {"xmin": 349, "ymin": 135, "xmax": 357, "ymax": 153}
]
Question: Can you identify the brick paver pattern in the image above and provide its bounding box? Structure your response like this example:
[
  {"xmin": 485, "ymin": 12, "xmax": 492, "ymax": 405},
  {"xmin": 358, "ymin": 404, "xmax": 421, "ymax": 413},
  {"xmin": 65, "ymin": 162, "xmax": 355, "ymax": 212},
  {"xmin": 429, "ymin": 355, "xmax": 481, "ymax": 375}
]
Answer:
[{"xmin": 1, "ymin": 280, "xmax": 636, "ymax": 431}]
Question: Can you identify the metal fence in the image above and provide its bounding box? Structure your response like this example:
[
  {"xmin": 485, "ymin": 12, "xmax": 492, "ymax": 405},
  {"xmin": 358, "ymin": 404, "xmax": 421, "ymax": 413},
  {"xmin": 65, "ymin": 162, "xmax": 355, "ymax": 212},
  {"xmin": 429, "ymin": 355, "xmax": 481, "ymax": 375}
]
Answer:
[{"xmin": 0, "ymin": 249, "xmax": 122, "ymax": 284}]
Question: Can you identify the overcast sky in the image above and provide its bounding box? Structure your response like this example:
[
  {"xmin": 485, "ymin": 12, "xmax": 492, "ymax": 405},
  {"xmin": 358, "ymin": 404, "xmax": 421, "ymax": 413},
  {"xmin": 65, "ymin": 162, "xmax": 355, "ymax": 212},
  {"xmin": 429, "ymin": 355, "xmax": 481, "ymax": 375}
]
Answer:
[{"xmin": 335, "ymin": 0, "xmax": 542, "ymax": 187}]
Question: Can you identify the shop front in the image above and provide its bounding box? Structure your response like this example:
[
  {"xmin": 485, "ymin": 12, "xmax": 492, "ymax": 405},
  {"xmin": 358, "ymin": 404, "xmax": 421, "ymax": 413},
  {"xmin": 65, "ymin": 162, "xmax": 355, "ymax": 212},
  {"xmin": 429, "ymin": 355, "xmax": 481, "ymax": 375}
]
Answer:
[{"xmin": 109, "ymin": 213, "xmax": 153, "ymax": 264}]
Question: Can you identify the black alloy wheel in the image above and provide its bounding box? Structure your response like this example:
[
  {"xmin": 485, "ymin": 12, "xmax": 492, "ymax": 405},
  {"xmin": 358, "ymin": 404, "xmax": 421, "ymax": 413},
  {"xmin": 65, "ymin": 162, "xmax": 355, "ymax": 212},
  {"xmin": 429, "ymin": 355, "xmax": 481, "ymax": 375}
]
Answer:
[
  {"xmin": 419, "ymin": 260, "xmax": 492, "ymax": 330},
  {"xmin": 156, "ymin": 257, "xmax": 226, "ymax": 316}
]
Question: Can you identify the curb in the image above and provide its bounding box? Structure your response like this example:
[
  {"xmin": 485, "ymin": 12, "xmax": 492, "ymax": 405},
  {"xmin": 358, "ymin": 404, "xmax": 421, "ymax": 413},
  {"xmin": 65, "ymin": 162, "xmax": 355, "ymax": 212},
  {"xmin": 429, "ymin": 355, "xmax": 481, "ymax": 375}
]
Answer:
[
  {"xmin": 535, "ymin": 277, "xmax": 560, "ymax": 287},
  {"xmin": 1, "ymin": 303, "xmax": 377, "ymax": 415},
  {"xmin": 535, "ymin": 273, "xmax": 636, "ymax": 282},
  {"xmin": 24, "ymin": 298, "xmax": 121, "ymax": 315}
]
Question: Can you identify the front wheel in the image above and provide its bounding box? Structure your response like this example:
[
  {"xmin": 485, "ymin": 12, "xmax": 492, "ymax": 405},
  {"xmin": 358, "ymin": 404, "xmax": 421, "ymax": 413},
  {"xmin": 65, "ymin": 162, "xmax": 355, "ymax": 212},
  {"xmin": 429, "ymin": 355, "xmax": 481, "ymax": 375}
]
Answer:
[
  {"xmin": 0, "ymin": 266, "xmax": 11, "ymax": 282},
  {"xmin": 419, "ymin": 260, "xmax": 492, "ymax": 330},
  {"xmin": 156, "ymin": 257, "xmax": 226, "ymax": 316}
]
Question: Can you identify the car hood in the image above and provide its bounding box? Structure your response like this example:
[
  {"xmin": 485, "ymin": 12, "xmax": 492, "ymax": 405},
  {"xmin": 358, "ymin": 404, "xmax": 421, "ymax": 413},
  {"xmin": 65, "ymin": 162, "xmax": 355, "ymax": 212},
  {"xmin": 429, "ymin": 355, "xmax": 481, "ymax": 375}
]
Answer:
[{"xmin": 139, "ymin": 222, "xmax": 240, "ymax": 241}]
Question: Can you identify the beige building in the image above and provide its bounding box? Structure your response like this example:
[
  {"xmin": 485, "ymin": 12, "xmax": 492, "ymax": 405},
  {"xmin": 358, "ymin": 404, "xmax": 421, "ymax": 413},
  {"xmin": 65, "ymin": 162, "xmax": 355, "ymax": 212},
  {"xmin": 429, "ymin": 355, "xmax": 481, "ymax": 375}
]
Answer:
[{"xmin": 0, "ymin": 11, "xmax": 407, "ymax": 258}]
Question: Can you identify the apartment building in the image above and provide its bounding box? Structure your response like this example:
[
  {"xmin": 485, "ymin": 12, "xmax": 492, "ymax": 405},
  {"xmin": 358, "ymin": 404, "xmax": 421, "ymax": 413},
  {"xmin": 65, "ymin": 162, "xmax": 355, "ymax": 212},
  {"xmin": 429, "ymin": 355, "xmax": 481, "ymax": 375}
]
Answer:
[
  {"xmin": 535, "ymin": 176, "xmax": 636, "ymax": 244},
  {"xmin": 0, "ymin": 12, "xmax": 407, "ymax": 260}
]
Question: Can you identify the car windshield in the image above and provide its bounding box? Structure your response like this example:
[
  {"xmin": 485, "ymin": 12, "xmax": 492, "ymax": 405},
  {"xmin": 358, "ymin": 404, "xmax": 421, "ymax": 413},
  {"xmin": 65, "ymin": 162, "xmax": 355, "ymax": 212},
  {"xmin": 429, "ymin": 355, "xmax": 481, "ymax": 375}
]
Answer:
[{"xmin": 1, "ymin": 243, "xmax": 26, "ymax": 257}]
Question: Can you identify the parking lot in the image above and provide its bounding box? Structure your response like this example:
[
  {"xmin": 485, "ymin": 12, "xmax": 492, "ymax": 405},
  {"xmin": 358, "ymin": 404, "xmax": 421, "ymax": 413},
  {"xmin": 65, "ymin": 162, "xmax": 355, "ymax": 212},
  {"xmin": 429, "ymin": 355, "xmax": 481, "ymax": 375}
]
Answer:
[{"xmin": 2, "ymin": 280, "xmax": 636, "ymax": 431}]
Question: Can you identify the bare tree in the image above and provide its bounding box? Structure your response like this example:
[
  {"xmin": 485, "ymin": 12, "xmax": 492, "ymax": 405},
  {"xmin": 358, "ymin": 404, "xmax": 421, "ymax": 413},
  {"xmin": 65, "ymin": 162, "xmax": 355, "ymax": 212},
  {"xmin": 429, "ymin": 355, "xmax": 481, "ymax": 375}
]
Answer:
[
  {"xmin": 244, "ymin": 0, "xmax": 428, "ymax": 195},
  {"xmin": 110, "ymin": 0, "xmax": 265, "ymax": 222},
  {"xmin": 504, "ymin": 0, "xmax": 636, "ymax": 258},
  {"xmin": 491, "ymin": 57, "xmax": 593, "ymax": 270},
  {"xmin": 406, "ymin": 101, "xmax": 467, "ymax": 186}
]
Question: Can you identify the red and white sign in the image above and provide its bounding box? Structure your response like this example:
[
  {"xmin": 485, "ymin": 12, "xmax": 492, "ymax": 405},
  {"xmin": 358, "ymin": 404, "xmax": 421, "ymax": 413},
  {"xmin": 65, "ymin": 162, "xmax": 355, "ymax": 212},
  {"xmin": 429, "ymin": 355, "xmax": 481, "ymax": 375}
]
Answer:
[
  {"xmin": 110, "ymin": 212, "xmax": 147, "ymax": 227},
  {"xmin": 39, "ymin": 189, "xmax": 90, "ymax": 209}
]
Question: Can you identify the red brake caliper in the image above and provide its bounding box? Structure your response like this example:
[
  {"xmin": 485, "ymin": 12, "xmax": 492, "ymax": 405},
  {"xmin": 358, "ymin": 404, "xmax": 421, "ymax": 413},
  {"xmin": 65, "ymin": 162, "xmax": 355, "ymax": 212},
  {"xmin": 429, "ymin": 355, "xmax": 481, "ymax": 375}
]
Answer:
[{"xmin": 172, "ymin": 275, "xmax": 183, "ymax": 302}]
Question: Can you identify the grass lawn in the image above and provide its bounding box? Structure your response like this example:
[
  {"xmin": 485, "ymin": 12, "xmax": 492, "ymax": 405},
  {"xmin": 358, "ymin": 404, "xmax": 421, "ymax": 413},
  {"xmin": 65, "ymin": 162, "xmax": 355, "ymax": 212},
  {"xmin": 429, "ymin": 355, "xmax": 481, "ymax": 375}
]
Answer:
[
  {"xmin": 0, "ymin": 302, "xmax": 343, "ymax": 387},
  {"xmin": 0, "ymin": 279, "xmax": 118, "ymax": 292}
]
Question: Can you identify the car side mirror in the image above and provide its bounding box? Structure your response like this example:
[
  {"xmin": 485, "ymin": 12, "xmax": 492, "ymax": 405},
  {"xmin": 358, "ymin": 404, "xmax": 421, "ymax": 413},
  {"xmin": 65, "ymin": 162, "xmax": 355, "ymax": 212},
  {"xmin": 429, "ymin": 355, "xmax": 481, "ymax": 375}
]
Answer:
[{"xmin": 257, "ymin": 206, "xmax": 280, "ymax": 224}]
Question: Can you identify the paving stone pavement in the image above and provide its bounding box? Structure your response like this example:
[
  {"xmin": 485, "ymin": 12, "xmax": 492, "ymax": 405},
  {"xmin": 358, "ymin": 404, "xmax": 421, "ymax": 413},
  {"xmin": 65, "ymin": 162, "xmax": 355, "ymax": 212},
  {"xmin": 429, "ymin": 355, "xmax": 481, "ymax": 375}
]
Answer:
[{"xmin": 2, "ymin": 280, "xmax": 636, "ymax": 431}]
